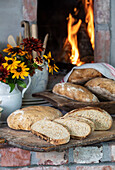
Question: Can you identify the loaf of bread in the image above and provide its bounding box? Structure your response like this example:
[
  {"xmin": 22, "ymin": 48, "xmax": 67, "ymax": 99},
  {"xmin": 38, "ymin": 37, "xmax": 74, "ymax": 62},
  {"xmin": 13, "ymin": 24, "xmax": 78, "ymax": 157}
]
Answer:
[
  {"xmin": 54, "ymin": 117, "xmax": 91, "ymax": 139},
  {"xmin": 68, "ymin": 68, "xmax": 102, "ymax": 84},
  {"xmin": 85, "ymin": 77, "xmax": 115, "ymax": 101},
  {"xmin": 52, "ymin": 82, "xmax": 99, "ymax": 102},
  {"xmin": 63, "ymin": 115, "xmax": 95, "ymax": 131},
  {"xmin": 31, "ymin": 120, "xmax": 70, "ymax": 145},
  {"xmin": 7, "ymin": 106, "xmax": 62, "ymax": 130},
  {"xmin": 65, "ymin": 107, "xmax": 113, "ymax": 130}
]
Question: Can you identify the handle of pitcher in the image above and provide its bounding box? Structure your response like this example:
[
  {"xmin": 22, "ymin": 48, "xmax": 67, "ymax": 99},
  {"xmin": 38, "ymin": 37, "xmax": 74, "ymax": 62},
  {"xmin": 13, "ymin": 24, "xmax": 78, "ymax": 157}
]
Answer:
[{"xmin": 21, "ymin": 75, "xmax": 31, "ymax": 98}]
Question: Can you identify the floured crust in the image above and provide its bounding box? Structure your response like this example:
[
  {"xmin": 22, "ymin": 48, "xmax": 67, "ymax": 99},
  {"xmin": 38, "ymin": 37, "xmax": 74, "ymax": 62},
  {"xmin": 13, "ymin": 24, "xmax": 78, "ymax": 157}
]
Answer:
[
  {"xmin": 68, "ymin": 68, "xmax": 102, "ymax": 84},
  {"xmin": 7, "ymin": 106, "xmax": 62, "ymax": 131},
  {"xmin": 31, "ymin": 120, "xmax": 70, "ymax": 145},
  {"xmin": 85, "ymin": 77, "xmax": 115, "ymax": 101},
  {"xmin": 52, "ymin": 82, "xmax": 99, "ymax": 102},
  {"xmin": 65, "ymin": 106, "xmax": 113, "ymax": 130}
]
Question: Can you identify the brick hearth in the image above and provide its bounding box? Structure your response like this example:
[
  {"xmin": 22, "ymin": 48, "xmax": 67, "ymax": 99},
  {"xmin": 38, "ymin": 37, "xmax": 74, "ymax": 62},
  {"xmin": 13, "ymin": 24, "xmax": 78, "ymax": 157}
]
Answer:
[{"xmin": 0, "ymin": 141, "xmax": 115, "ymax": 169}]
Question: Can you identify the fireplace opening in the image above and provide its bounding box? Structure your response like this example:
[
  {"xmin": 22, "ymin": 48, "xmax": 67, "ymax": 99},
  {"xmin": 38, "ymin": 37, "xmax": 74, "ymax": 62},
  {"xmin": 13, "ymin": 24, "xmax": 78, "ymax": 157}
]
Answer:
[{"xmin": 37, "ymin": 0, "xmax": 94, "ymax": 69}]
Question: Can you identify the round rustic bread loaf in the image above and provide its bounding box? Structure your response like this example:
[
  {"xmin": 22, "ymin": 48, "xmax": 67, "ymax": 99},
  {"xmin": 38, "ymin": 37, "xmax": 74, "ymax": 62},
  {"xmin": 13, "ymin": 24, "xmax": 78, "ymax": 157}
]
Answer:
[
  {"xmin": 7, "ymin": 106, "xmax": 62, "ymax": 130},
  {"xmin": 85, "ymin": 77, "xmax": 115, "ymax": 101},
  {"xmin": 65, "ymin": 106, "xmax": 113, "ymax": 130},
  {"xmin": 52, "ymin": 82, "xmax": 99, "ymax": 102},
  {"xmin": 68, "ymin": 68, "xmax": 102, "ymax": 84}
]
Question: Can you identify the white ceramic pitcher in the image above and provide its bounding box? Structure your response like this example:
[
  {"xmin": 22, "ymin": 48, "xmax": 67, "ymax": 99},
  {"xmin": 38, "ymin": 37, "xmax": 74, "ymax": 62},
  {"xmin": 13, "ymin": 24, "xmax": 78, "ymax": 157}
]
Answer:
[{"xmin": 0, "ymin": 75, "xmax": 31, "ymax": 121}]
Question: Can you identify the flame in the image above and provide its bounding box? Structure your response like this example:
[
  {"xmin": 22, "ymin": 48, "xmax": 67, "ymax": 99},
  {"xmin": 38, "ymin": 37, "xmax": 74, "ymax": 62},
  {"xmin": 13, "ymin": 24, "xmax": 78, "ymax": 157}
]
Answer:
[
  {"xmin": 67, "ymin": 13, "xmax": 83, "ymax": 66},
  {"xmin": 67, "ymin": 0, "xmax": 94, "ymax": 66},
  {"xmin": 85, "ymin": 0, "xmax": 94, "ymax": 50}
]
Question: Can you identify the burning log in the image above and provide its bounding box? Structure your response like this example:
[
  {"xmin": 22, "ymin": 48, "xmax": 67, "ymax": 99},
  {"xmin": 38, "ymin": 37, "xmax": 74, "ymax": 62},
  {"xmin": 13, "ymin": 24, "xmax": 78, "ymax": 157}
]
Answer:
[{"xmin": 78, "ymin": 23, "xmax": 94, "ymax": 61}]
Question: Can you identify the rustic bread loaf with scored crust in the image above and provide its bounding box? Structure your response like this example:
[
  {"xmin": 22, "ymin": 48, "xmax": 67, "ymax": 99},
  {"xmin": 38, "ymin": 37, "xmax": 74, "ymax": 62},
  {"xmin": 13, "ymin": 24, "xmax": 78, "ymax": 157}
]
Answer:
[
  {"xmin": 85, "ymin": 77, "xmax": 115, "ymax": 101},
  {"xmin": 63, "ymin": 115, "xmax": 95, "ymax": 131},
  {"xmin": 68, "ymin": 68, "xmax": 102, "ymax": 84},
  {"xmin": 54, "ymin": 117, "xmax": 91, "ymax": 139},
  {"xmin": 65, "ymin": 107, "xmax": 113, "ymax": 130},
  {"xmin": 7, "ymin": 106, "xmax": 62, "ymax": 131},
  {"xmin": 31, "ymin": 120, "xmax": 70, "ymax": 145},
  {"xmin": 52, "ymin": 82, "xmax": 99, "ymax": 102}
]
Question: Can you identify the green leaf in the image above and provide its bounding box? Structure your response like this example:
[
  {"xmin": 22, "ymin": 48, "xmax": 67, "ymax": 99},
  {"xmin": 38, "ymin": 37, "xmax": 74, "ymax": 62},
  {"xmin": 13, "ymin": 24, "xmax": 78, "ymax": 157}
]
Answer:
[
  {"xmin": 8, "ymin": 83, "xmax": 15, "ymax": 93},
  {"xmin": 17, "ymin": 80, "xmax": 27, "ymax": 88},
  {"xmin": 33, "ymin": 63, "xmax": 39, "ymax": 68}
]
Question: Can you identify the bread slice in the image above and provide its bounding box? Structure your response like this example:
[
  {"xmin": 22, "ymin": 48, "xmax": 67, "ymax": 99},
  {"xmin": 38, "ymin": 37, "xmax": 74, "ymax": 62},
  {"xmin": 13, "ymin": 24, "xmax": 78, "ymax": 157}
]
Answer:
[
  {"xmin": 31, "ymin": 120, "xmax": 70, "ymax": 145},
  {"xmin": 63, "ymin": 115, "xmax": 95, "ymax": 131},
  {"xmin": 52, "ymin": 82, "xmax": 99, "ymax": 102},
  {"xmin": 54, "ymin": 117, "xmax": 91, "ymax": 139},
  {"xmin": 7, "ymin": 106, "xmax": 62, "ymax": 131},
  {"xmin": 65, "ymin": 107, "xmax": 113, "ymax": 130}
]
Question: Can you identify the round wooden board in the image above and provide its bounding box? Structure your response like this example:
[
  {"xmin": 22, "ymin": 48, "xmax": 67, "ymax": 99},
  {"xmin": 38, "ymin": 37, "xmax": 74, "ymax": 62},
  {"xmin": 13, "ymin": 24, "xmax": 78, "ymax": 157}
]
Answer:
[{"xmin": 0, "ymin": 121, "xmax": 115, "ymax": 152}]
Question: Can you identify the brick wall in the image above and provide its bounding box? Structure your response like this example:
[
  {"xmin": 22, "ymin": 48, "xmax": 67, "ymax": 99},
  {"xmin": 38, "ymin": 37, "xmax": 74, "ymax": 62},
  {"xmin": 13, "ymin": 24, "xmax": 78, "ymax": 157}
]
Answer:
[
  {"xmin": 94, "ymin": 0, "xmax": 111, "ymax": 64},
  {"xmin": 0, "ymin": 141, "xmax": 115, "ymax": 169}
]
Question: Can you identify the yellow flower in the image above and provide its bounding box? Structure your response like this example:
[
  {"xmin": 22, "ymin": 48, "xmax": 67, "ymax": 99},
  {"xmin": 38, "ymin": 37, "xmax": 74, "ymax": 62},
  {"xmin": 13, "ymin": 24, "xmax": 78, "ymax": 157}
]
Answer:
[
  {"xmin": 2, "ymin": 57, "xmax": 21, "ymax": 70},
  {"xmin": 3, "ymin": 44, "xmax": 27, "ymax": 56},
  {"xmin": 43, "ymin": 51, "xmax": 52, "ymax": 60},
  {"xmin": 43, "ymin": 52, "xmax": 59, "ymax": 74},
  {"xmin": 11, "ymin": 62, "xmax": 29, "ymax": 79}
]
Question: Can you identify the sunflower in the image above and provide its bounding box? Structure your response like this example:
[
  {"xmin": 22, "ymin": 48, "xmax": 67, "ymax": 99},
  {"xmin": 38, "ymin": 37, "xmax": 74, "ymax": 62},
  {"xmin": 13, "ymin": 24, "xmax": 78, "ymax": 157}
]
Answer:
[
  {"xmin": 2, "ymin": 57, "xmax": 21, "ymax": 70},
  {"xmin": 11, "ymin": 62, "xmax": 29, "ymax": 79},
  {"xmin": 43, "ymin": 52, "xmax": 59, "ymax": 74},
  {"xmin": 3, "ymin": 44, "xmax": 27, "ymax": 56},
  {"xmin": 0, "ymin": 66, "xmax": 9, "ymax": 83}
]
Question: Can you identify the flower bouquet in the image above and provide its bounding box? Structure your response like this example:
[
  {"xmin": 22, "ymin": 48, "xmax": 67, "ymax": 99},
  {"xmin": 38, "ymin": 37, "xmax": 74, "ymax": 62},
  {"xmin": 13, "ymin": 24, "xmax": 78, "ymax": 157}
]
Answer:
[{"xmin": 0, "ymin": 37, "xmax": 59, "ymax": 92}]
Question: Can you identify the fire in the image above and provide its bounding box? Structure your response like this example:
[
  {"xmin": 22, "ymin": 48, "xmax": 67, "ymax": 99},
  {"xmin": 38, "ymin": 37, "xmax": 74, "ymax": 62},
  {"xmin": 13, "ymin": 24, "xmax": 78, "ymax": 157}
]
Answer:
[
  {"xmin": 67, "ymin": 0, "xmax": 94, "ymax": 65},
  {"xmin": 85, "ymin": 0, "xmax": 94, "ymax": 50},
  {"xmin": 67, "ymin": 13, "xmax": 83, "ymax": 66}
]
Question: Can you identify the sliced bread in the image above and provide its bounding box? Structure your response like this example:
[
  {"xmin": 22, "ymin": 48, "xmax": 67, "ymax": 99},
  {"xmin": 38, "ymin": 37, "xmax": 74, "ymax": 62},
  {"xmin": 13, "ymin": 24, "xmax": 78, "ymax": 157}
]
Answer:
[
  {"xmin": 7, "ymin": 106, "xmax": 62, "ymax": 131},
  {"xmin": 54, "ymin": 117, "xmax": 91, "ymax": 139},
  {"xmin": 63, "ymin": 115, "xmax": 95, "ymax": 131},
  {"xmin": 65, "ymin": 107, "xmax": 113, "ymax": 130},
  {"xmin": 31, "ymin": 120, "xmax": 70, "ymax": 145}
]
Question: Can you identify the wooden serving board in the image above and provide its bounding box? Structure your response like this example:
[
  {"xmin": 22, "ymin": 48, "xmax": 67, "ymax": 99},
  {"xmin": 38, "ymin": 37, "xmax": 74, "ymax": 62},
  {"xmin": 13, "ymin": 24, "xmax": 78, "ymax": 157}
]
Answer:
[
  {"xmin": 0, "ymin": 121, "xmax": 115, "ymax": 152},
  {"xmin": 32, "ymin": 91, "xmax": 115, "ymax": 114}
]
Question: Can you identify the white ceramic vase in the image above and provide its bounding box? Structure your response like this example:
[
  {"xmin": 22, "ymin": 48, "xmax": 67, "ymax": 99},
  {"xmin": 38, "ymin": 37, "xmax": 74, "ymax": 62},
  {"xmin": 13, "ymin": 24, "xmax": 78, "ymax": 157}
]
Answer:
[
  {"xmin": 0, "ymin": 76, "xmax": 31, "ymax": 121},
  {"xmin": 23, "ymin": 64, "xmax": 48, "ymax": 99}
]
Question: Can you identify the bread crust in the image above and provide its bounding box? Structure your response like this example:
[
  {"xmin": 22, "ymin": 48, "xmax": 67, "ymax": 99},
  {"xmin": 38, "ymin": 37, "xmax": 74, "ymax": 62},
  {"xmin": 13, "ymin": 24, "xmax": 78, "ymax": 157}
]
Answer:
[
  {"xmin": 31, "ymin": 129, "xmax": 70, "ymax": 145},
  {"xmin": 85, "ymin": 77, "xmax": 115, "ymax": 101},
  {"xmin": 68, "ymin": 68, "xmax": 102, "ymax": 84},
  {"xmin": 65, "ymin": 107, "xmax": 113, "ymax": 130},
  {"xmin": 7, "ymin": 106, "xmax": 62, "ymax": 131},
  {"xmin": 52, "ymin": 82, "xmax": 99, "ymax": 102}
]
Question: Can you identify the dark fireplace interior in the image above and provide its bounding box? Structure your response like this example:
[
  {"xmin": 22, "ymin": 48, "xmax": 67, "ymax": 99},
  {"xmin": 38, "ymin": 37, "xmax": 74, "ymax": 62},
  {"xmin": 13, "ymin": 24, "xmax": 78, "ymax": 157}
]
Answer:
[{"xmin": 37, "ymin": 0, "xmax": 94, "ymax": 71}]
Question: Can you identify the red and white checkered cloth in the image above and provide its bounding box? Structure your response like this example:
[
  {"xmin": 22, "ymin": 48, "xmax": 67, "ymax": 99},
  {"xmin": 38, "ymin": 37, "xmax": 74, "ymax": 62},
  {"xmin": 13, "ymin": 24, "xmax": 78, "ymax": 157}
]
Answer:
[{"xmin": 61, "ymin": 63, "xmax": 115, "ymax": 82}]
